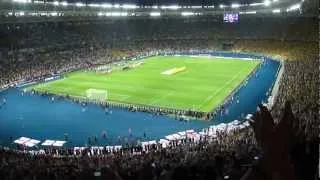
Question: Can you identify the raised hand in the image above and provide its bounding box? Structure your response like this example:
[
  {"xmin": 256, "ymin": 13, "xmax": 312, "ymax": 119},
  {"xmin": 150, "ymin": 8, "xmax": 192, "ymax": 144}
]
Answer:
[{"xmin": 250, "ymin": 101, "xmax": 297, "ymax": 180}]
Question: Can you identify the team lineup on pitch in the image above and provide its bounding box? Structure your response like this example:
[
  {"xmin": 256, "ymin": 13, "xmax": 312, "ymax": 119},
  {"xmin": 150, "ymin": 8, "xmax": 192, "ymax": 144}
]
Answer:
[{"xmin": 29, "ymin": 56, "xmax": 260, "ymax": 113}]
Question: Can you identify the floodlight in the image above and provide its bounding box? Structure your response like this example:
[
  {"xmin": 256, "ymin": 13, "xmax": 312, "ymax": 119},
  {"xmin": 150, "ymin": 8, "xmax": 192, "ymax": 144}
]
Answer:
[
  {"xmin": 19, "ymin": 11, "xmax": 25, "ymax": 16},
  {"xmin": 161, "ymin": 5, "xmax": 179, "ymax": 9},
  {"xmin": 231, "ymin": 3, "xmax": 240, "ymax": 8},
  {"xmin": 219, "ymin": 4, "xmax": 225, "ymax": 9},
  {"xmin": 107, "ymin": 12, "xmax": 127, "ymax": 16},
  {"xmin": 53, "ymin": 1, "xmax": 59, "ymax": 6},
  {"xmin": 51, "ymin": 12, "xmax": 58, "ymax": 16},
  {"xmin": 75, "ymin": 2, "xmax": 84, "ymax": 7},
  {"xmin": 101, "ymin": 3, "xmax": 112, "ymax": 8},
  {"xmin": 114, "ymin": 4, "xmax": 120, "ymax": 8},
  {"xmin": 272, "ymin": 9, "xmax": 281, "ymax": 13},
  {"xmin": 33, "ymin": 0, "xmax": 44, "ymax": 3},
  {"xmin": 286, "ymin": 3, "xmax": 301, "ymax": 12},
  {"xmin": 264, "ymin": 0, "xmax": 271, "ymax": 6},
  {"xmin": 111, "ymin": 12, "xmax": 121, "ymax": 16},
  {"xmin": 169, "ymin": 5, "xmax": 180, "ymax": 9},
  {"xmin": 181, "ymin": 12, "xmax": 194, "ymax": 16},
  {"xmin": 152, "ymin": 5, "xmax": 158, "ymax": 9},
  {"xmin": 249, "ymin": 2, "xmax": 264, "ymax": 6},
  {"xmin": 240, "ymin": 11, "xmax": 256, "ymax": 14},
  {"xmin": 122, "ymin": 4, "xmax": 138, "ymax": 9},
  {"xmin": 13, "ymin": 0, "xmax": 31, "ymax": 3},
  {"xmin": 61, "ymin": 1, "xmax": 68, "ymax": 6},
  {"xmin": 150, "ymin": 12, "xmax": 161, "ymax": 16},
  {"xmin": 88, "ymin": 4, "xmax": 100, "ymax": 7},
  {"xmin": 291, "ymin": 3, "xmax": 301, "ymax": 9},
  {"xmin": 121, "ymin": 12, "xmax": 128, "ymax": 16}
]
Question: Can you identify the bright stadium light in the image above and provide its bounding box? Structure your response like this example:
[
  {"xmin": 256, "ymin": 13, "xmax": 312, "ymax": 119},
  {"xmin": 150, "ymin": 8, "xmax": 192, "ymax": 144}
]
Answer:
[
  {"xmin": 122, "ymin": 4, "xmax": 138, "ymax": 9},
  {"xmin": 150, "ymin": 12, "xmax": 161, "ymax": 16},
  {"xmin": 111, "ymin": 12, "xmax": 121, "ymax": 16},
  {"xmin": 273, "ymin": 0, "xmax": 279, "ymax": 2},
  {"xmin": 161, "ymin": 5, "xmax": 180, "ymax": 9},
  {"xmin": 50, "ymin": 12, "xmax": 58, "ymax": 16},
  {"xmin": 13, "ymin": 0, "xmax": 31, "ymax": 3},
  {"xmin": 61, "ymin": 1, "xmax": 68, "ymax": 6},
  {"xmin": 53, "ymin": 1, "xmax": 59, "ymax": 6},
  {"xmin": 75, "ymin": 2, "xmax": 85, "ymax": 7},
  {"xmin": 286, "ymin": 3, "xmax": 301, "ymax": 12},
  {"xmin": 121, "ymin": 12, "xmax": 128, "ymax": 16},
  {"xmin": 264, "ymin": 0, "xmax": 271, "ymax": 6},
  {"xmin": 219, "ymin": 4, "xmax": 225, "ymax": 8},
  {"xmin": 272, "ymin": 9, "xmax": 281, "ymax": 13},
  {"xmin": 97, "ymin": 12, "xmax": 104, "ymax": 16},
  {"xmin": 101, "ymin": 3, "xmax": 112, "ymax": 8},
  {"xmin": 152, "ymin": 5, "xmax": 158, "ymax": 9},
  {"xmin": 231, "ymin": 3, "xmax": 241, "ymax": 8},
  {"xmin": 191, "ymin": 6, "xmax": 202, "ymax": 9},
  {"xmin": 107, "ymin": 12, "xmax": 128, "ymax": 16},
  {"xmin": 240, "ymin": 11, "xmax": 256, "ymax": 14},
  {"xmin": 249, "ymin": 2, "xmax": 264, "ymax": 6},
  {"xmin": 33, "ymin": 0, "xmax": 44, "ymax": 4},
  {"xmin": 88, "ymin": 3, "xmax": 100, "ymax": 7},
  {"xmin": 18, "ymin": 11, "xmax": 25, "ymax": 16},
  {"xmin": 169, "ymin": 5, "xmax": 180, "ymax": 9},
  {"xmin": 181, "ymin": 12, "xmax": 195, "ymax": 16},
  {"xmin": 114, "ymin": 4, "xmax": 120, "ymax": 8}
]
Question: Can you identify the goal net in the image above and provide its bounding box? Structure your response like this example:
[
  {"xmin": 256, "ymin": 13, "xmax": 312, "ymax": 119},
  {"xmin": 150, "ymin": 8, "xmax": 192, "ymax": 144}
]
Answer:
[{"xmin": 86, "ymin": 89, "xmax": 108, "ymax": 102}]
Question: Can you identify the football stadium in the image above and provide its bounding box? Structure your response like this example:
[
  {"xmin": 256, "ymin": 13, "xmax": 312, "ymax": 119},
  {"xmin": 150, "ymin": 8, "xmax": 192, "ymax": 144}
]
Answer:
[{"xmin": 0, "ymin": 0, "xmax": 318, "ymax": 179}]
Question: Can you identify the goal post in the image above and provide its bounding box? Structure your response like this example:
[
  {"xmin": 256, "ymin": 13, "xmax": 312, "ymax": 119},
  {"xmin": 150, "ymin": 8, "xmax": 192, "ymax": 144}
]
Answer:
[{"xmin": 86, "ymin": 89, "xmax": 108, "ymax": 103}]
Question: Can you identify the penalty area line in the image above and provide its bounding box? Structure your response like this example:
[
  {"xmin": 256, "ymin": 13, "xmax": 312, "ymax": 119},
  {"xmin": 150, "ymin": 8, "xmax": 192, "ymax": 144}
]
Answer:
[
  {"xmin": 150, "ymin": 91, "xmax": 174, "ymax": 106},
  {"xmin": 197, "ymin": 68, "xmax": 246, "ymax": 110}
]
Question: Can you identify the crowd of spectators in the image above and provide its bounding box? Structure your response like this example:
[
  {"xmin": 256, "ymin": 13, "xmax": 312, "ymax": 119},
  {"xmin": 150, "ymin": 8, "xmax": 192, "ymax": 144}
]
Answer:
[
  {"xmin": 0, "ymin": 16, "xmax": 317, "ymax": 86},
  {"xmin": 1, "ymin": 127, "xmax": 258, "ymax": 180},
  {"xmin": 0, "ymin": 15, "xmax": 318, "ymax": 179}
]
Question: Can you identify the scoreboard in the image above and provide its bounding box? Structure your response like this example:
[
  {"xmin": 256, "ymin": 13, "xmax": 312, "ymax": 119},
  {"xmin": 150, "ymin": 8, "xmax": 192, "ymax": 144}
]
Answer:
[{"xmin": 223, "ymin": 12, "xmax": 239, "ymax": 23}]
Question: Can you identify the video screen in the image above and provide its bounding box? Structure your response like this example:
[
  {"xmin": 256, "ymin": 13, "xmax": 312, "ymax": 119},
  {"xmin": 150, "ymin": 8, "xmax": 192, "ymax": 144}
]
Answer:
[{"xmin": 223, "ymin": 12, "xmax": 239, "ymax": 23}]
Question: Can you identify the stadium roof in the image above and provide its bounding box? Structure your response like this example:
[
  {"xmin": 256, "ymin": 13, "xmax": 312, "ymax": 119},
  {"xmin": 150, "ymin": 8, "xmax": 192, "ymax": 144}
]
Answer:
[
  {"xmin": 0, "ymin": 0, "xmax": 314, "ymax": 23},
  {"xmin": 6, "ymin": 0, "xmax": 302, "ymax": 5}
]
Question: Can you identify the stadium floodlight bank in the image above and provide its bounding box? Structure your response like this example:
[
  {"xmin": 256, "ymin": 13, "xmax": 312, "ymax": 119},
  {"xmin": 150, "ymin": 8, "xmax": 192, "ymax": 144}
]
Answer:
[{"xmin": 6, "ymin": 0, "xmax": 304, "ymax": 18}]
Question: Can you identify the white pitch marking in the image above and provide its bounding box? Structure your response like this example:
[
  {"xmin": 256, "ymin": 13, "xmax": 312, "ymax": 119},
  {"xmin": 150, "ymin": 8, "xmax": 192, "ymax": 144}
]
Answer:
[
  {"xmin": 198, "ymin": 67, "xmax": 247, "ymax": 109},
  {"xmin": 150, "ymin": 91, "xmax": 174, "ymax": 105}
]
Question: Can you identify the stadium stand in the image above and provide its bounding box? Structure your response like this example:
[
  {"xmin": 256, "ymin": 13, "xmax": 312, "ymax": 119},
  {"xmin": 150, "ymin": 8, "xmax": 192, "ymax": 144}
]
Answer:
[{"xmin": 0, "ymin": 1, "xmax": 318, "ymax": 180}]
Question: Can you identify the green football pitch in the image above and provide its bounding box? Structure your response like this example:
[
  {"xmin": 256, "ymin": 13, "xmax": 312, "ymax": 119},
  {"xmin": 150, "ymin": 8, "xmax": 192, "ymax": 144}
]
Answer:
[{"xmin": 30, "ymin": 56, "xmax": 260, "ymax": 112}]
